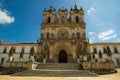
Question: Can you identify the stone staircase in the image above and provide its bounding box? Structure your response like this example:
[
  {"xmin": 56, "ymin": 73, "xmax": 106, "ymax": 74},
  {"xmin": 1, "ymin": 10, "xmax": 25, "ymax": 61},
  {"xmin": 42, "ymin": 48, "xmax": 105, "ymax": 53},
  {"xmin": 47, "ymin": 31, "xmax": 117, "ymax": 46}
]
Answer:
[
  {"xmin": 13, "ymin": 63, "xmax": 97, "ymax": 77},
  {"xmin": 13, "ymin": 69, "xmax": 97, "ymax": 77},
  {"xmin": 36, "ymin": 63, "xmax": 79, "ymax": 70}
]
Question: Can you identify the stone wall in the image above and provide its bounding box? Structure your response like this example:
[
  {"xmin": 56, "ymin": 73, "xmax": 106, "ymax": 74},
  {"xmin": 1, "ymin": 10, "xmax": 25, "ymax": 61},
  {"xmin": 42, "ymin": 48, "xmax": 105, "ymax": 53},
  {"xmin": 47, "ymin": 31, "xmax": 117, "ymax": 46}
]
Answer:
[
  {"xmin": 83, "ymin": 62, "xmax": 114, "ymax": 70},
  {"xmin": 89, "ymin": 43, "xmax": 120, "ymax": 68},
  {"xmin": 6, "ymin": 61, "xmax": 36, "ymax": 69}
]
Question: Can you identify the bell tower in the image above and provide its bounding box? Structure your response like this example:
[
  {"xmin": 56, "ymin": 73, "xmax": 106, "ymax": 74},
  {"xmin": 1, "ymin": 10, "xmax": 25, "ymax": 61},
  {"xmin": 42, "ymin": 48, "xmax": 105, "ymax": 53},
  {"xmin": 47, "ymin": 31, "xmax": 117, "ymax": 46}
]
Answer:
[
  {"xmin": 43, "ymin": 6, "xmax": 57, "ymax": 24},
  {"xmin": 70, "ymin": 5, "xmax": 84, "ymax": 23},
  {"xmin": 39, "ymin": 5, "xmax": 89, "ymax": 63},
  {"xmin": 58, "ymin": 8, "xmax": 68, "ymax": 24}
]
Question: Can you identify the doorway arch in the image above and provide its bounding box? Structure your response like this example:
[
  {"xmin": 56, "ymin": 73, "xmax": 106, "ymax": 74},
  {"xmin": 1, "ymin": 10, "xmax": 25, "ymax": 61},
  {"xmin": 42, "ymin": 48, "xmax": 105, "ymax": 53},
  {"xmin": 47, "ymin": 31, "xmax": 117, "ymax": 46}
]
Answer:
[{"xmin": 58, "ymin": 50, "xmax": 68, "ymax": 63}]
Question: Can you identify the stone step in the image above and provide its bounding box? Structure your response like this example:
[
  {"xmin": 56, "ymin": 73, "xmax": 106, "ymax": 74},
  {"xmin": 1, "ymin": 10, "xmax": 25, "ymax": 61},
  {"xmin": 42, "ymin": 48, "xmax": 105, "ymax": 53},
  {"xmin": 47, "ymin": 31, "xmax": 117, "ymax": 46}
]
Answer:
[
  {"xmin": 36, "ymin": 63, "xmax": 79, "ymax": 70},
  {"xmin": 13, "ymin": 69, "xmax": 97, "ymax": 77}
]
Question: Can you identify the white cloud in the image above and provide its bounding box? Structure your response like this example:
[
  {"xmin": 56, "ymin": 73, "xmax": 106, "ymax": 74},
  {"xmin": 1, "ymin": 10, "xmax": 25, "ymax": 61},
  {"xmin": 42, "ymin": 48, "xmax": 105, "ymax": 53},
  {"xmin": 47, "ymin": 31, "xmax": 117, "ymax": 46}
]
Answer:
[
  {"xmin": 89, "ymin": 37, "xmax": 95, "ymax": 43},
  {"xmin": 102, "ymin": 34, "xmax": 117, "ymax": 40},
  {"xmin": 88, "ymin": 31, "xmax": 96, "ymax": 43},
  {"xmin": 98, "ymin": 30, "xmax": 114, "ymax": 39},
  {"xmin": 89, "ymin": 39, "xmax": 93, "ymax": 43},
  {"xmin": 116, "ymin": 38, "xmax": 120, "ymax": 42},
  {"xmin": 87, "ymin": 4, "xmax": 95, "ymax": 15},
  {"xmin": 98, "ymin": 29, "xmax": 117, "ymax": 40},
  {"xmin": 89, "ymin": 32, "xmax": 95, "ymax": 35},
  {"xmin": 0, "ymin": 9, "xmax": 15, "ymax": 24}
]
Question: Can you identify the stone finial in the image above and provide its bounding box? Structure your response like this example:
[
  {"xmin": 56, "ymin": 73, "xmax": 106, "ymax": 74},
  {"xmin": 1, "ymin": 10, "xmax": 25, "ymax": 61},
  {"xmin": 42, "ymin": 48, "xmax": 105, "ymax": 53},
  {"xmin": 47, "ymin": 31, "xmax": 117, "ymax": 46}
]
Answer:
[
  {"xmin": 53, "ymin": 8, "xmax": 56, "ymax": 11},
  {"xmin": 80, "ymin": 7, "xmax": 83, "ymax": 10},
  {"xmin": 58, "ymin": 9, "xmax": 61, "ymax": 11},
  {"xmin": 44, "ymin": 8, "xmax": 46, "ymax": 11},
  {"xmin": 50, "ymin": 5, "xmax": 52, "ymax": 10},
  {"xmin": 37, "ymin": 39, "xmax": 40, "ymax": 43},
  {"xmin": 70, "ymin": 7, "xmax": 73, "ymax": 10},
  {"xmin": 65, "ymin": 8, "xmax": 67, "ymax": 11},
  {"xmin": 74, "ymin": 4, "xmax": 77, "ymax": 9}
]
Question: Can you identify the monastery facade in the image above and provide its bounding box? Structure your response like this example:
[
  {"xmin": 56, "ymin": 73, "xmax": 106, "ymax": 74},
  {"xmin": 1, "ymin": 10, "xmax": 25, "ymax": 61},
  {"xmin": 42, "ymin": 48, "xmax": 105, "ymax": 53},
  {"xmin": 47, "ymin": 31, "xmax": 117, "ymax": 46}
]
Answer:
[{"xmin": 0, "ymin": 5, "xmax": 120, "ymax": 69}]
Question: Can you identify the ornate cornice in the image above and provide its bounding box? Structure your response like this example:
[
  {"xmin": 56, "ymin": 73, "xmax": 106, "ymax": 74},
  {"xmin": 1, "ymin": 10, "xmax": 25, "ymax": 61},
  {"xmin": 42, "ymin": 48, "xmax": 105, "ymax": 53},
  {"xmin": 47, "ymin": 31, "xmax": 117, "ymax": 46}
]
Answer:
[{"xmin": 41, "ymin": 22, "xmax": 86, "ymax": 29}]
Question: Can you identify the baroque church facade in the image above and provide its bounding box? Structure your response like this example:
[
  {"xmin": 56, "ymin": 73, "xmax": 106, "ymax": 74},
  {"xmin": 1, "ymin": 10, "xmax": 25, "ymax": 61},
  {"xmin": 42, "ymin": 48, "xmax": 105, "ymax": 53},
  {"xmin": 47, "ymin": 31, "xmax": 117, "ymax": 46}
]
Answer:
[
  {"xmin": 39, "ymin": 5, "xmax": 88, "ymax": 63},
  {"xmin": 0, "ymin": 5, "xmax": 120, "ymax": 69}
]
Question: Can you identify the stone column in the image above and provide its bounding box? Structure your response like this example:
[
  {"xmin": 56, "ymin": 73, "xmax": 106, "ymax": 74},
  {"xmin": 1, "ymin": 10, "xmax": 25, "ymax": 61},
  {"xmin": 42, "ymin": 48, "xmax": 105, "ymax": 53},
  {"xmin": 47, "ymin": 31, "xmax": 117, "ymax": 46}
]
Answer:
[
  {"xmin": 72, "ymin": 45, "xmax": 76, "ymax": 60},
  {"xmin": 72, "ymin": 52, "xmax": 76, "ymax": 59},
  {"xmin": 29, "ymin": 55, "xmax": 35, "ymax": 62},
  {"xmin": 43, "ymin": 58, "xmax": 46, "ymax": 64},
  {"xmin": 83, "ymin": 55, "xmax": 87, "ymax": 62},
  {"xmin": 49, "ymin": 45, "xmax": 53, "ymax": 60}
]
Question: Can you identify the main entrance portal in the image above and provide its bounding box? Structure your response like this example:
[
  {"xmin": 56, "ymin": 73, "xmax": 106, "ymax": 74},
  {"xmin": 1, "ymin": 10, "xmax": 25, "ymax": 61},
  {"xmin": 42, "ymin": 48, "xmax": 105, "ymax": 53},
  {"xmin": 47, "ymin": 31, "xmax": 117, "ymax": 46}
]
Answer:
[{"xmin": 58, "ymin": 50, "xmax": 68, "ymax": 63}]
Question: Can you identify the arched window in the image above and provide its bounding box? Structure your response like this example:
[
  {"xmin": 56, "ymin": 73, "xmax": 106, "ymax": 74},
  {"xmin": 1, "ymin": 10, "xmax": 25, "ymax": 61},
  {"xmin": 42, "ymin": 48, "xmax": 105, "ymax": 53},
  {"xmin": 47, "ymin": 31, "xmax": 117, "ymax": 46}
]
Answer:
[
  {"xmin": 61, "ymin": 16, "xmax": 65, "ymax": 23},
  {"xmin": 116, "ymin": 59, "xmax": 120, "ymax": 66},
  {"xmin": 72, "ymin": 33, "xmax": 75, "ymax": 39},
  {"xmin": 114, "ymin": 47, "xmax": 118, "ymax": 53},
  {"xmin": 13, "ymin": 48, "xmax": 15, "ymax": 53},
  {"xmin": 60, "ymin": 33, "xmax": 66, "ymax": 39},
  {"xmin": 51, "ymin": 33, "xmax": 54, "ymax": 39},
  {"xmin": 48, "ymin": 17, "xmax": 51, "ymax": 23},
  {"xmin": 93, "ymin": 48, "xmax": 97, "ymax": 53},
  {"xmin": 103, "ymin": 47, "xmax": 107, "ymax": 53},
  {"xmin": 46, "ymin": 33, "xmax": 50, "ymax": 39},
  {"xmin": 41, "ymin": 33, "xmax": 43, "ymax": 39},
  {"xmin": 75, "ymin": 16, "xmax": 79, "ymax": 23},
  {"xmin": 76, "ymin": 32, "xmax": 80, "ymax": 39},
  {"xmin": 83, "ymin": 33, "xmax": 86, "ymax": 39}
]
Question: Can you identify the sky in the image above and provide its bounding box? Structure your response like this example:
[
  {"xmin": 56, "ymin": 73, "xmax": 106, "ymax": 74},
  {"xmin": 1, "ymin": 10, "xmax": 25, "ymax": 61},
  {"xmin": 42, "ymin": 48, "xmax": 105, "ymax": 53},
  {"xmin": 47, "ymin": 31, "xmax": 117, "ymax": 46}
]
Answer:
[{"xmin": 0, "ymin": 0, "xmax": 120, "ymax": 43}]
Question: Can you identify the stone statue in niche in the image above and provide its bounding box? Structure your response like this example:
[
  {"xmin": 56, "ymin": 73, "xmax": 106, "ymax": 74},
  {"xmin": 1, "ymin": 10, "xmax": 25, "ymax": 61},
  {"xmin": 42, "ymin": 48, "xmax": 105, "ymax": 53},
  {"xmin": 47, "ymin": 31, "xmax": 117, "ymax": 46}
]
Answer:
[
  {"xmin": 9, "ymin": 56, "xmax": 14, "ymax": 61},
  {"xmin": 8, "ymin": 47, "xmax": 14, "ymax": 62},
  {"xmin": 76, "ymin": 43, "xmax": 82, "ymax": 59},
  {"xmin": 20, "ymin": 48, "xmax": 24, "ymax": 61},
  {"xmin": 29, "ymin": 47, "xmax": 35, "ymax": 62},
  {"xmin": 61, "ymin": 16, "xmax": 65, "ymax": 24},
  {"xmin": 43, "ymin": 42, "xmax": 49, "ymax": 63}
]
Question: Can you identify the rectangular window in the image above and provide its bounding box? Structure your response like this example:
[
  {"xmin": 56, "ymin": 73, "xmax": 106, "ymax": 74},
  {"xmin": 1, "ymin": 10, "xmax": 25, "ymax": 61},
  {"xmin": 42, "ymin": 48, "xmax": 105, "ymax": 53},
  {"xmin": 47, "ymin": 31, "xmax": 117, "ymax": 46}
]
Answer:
[
  {"xmin": 114, "ymin": 47, "xmax": 118, "ymax": 53},
  {"xmin": 103, "ymin": 48, "xmax": 107, "ymax": 53},
  {"xmin": 13, "ymin": 48, "xmax": 15, "ymax": 53},
  {"xmin": 116, "ymin": 59, "xmax": 119, "ymax": 63},
  {"xmin": 93, "ymin": 48, "xmax": 97, "ymax": 53},
  {"xmin": 116, "ymin": 59, "xmax": 120, "ymax": 67},
  {"xmin": 0, "ymin": 57, "xmax": 5, "ymax": 65}
]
